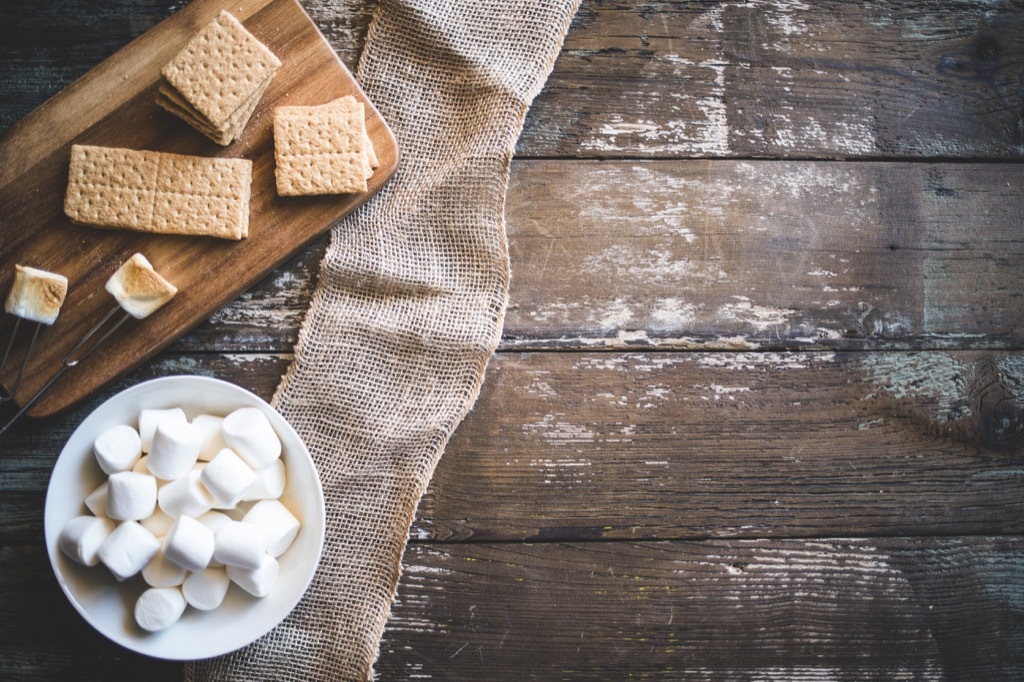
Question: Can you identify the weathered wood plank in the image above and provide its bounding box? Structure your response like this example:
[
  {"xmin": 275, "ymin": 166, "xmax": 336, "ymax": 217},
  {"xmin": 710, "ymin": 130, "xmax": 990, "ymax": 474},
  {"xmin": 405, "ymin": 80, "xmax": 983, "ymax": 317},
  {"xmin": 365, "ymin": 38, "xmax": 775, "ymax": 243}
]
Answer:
[
  {"xmin": 500, "ymin": 160, "xmax": 1024, "ymax": 350},
  {"xmin": 4, "ymin": 350, "xmax": 1023, "ymax": 544},
  {"xmin": 175, "ymin": 160, "xmax": 1024, "ymax": 353},
  {"xmin": 4, "ymin": 1, "xmax": 1024, "ymax": 160},
  {"xmin": 0, "ymin": 1, "xmax": 178, "ymax": 130},
  {"xmin": 5, "ymin": 535, "xmax": 1021, "ymax": 680},
  {"xmin": 377, "ymin": 538, "xmax": 1024, "ymax": 681},
  {"xmin": 417, "ymin": 350, "xmax": 1024, "ymax": 541},
  {"xmin": 522, "ymin": 0, "xmax": 1024, "ymax": 158}
]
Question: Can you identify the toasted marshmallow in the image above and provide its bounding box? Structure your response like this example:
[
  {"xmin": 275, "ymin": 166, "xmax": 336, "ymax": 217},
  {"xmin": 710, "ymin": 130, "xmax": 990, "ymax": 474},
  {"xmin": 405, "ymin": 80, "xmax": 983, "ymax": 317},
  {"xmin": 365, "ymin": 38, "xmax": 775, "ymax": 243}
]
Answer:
[
  {"xmin": 192, "ymin": 414, "xmax": 228, "ymax": 461},
  {"xmin": 84, "ymin": 480, "xmax": 109, "ymax": 517},
  {"xmin": 163, "ymin": 514, "xmax": 215, "ymax": 572},
  {"xmin": 135, "ymin": 587, "xmax": 186, "ymax": 632},
  {"xmin": 139, "ymin": 408, "xmax": 187, "ymax": 453},
  {"xmin": 105, "ymin": 253, "xmax": 177, "ymax": 319},
  {"xmin": 158, "ymin": 468, "xmax": 215, "ymax": 518},
  {"xmin": 106, "ymin": 471, "xmax": 158, "ymax": 521},
  {"xmin": 222, "ymin": 408, "xmax": 281, "ymax": 470},
  {"xmin": 226, "ymin": 553, "xmax": 278, "ymax": 598},
  {"xmin": 147, "ymin": 420, "xmax": 202, "ymax": 480},
  {"xmin": 97, "ymin": 521, "xmax": 160, "ymax": 581},
  {"xmin": 93, "ymin": 424, "xmax": 142, "ymax": 475},
  {"xmin": 59, "ymin": 515, "xmax": 116, "ymax": 567},
  {"xmin": 201, "ymin": 448, "xmax": 257, "ymax": 508},
  {"xmin": 240, "ymin": 459, "xmax": 286, "ymax": 502},
  {"xmin": 243, "ymin": 499, "xmax": 300, "ymax": 557},
  {"xmin": 4, "ymin": 264, "xmax": 67, "ymax": 325},
  {"xmin": 213, "ymin": 520, "xmax": 266, "ymax": 569},
  {"xmin": 182, "ymin": 567, "xmax": 230, "ymax": 611},
  {"xmin": 142, "ymin": 543, "xmax": 189, "ymax": 588}
]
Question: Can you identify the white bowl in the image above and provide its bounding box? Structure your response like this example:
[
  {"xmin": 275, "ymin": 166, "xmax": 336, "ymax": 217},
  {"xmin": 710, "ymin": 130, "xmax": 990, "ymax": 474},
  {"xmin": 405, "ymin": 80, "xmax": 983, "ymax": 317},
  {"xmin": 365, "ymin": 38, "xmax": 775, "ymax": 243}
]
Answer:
[{"xmin": 44, "ymin": 375, "xmax": 326, "ymax": 660}]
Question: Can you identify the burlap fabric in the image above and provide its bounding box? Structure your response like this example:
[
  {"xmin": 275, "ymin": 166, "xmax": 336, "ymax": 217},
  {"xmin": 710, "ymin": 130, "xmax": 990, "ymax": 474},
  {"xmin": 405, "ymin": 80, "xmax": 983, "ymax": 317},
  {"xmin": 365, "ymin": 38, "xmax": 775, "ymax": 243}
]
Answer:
[{"xmin": 186, "ymin": 0, "xmax": 580, "ymax": 679}]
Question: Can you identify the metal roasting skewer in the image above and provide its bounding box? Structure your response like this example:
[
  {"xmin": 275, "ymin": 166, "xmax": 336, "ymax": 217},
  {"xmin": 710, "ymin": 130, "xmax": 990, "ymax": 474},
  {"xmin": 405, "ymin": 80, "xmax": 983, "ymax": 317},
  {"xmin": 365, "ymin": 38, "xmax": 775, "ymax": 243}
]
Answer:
[
  {"xmin": 0, "ymin": 253, "xmax": 176, "ymax": 438},
  {"xmin": 0, "ymin": 317, "xmax": 43, "ymax": 404},
  {"xmin": 0, "ymin": 305, "xmax": 132, "ymax": 437}
]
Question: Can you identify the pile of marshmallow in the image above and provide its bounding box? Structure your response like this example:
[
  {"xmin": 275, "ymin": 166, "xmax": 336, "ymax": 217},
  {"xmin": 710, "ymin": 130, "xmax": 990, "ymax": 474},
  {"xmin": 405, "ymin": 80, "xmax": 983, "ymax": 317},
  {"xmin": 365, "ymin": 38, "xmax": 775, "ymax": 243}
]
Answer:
[{"xmin": 58, "ymin": 406, "xmax": 301, "ymax": 633}]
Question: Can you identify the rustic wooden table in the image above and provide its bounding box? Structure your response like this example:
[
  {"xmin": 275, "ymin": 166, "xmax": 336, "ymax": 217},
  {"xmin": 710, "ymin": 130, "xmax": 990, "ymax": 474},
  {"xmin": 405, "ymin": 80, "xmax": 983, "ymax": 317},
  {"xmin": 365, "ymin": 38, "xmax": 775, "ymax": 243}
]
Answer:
[{"xmin": 2, "ymin": 1, "xmax": 1023, "ymax": 679}]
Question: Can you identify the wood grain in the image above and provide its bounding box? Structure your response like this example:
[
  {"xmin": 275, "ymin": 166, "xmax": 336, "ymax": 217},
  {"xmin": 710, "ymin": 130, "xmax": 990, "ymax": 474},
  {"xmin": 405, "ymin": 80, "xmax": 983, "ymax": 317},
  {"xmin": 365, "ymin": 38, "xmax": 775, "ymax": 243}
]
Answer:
[
  {"xmin": 3, "ymin": 350, "xmax": 1022, "ymax": 544},
  {"xmin": 521, "ymin": 0, "xmax": 1024, "ymax": 159},
  {"xmin": 0, "ymin": 0, "xmax": 398, "ymax": 417},
  {"xmin": 500, "ymin": 160, "xmax": 1024, "ymax": 350},
  {"xmin": 7, "ymin": 533, "xmax": 1021, "ymax": 679},
  {"xmin": 376, "ymin": 538, "xmax": 1024, "ymax": 680},
  {"xmin": 5, "ymin": 1, "xmax": 1024, "ymax": 161},
  {"xmin": 418, "ymin": 350, "xmax": 1024, "ymax": 541}
]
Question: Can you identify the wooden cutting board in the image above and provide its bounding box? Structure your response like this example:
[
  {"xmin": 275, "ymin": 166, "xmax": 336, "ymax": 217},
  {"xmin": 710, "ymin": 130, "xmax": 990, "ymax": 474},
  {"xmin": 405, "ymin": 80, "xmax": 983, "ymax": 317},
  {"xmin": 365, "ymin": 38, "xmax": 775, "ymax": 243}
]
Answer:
[{"xmin": 0, "ymin": 0, "xmax": 398, "ymax": 418}]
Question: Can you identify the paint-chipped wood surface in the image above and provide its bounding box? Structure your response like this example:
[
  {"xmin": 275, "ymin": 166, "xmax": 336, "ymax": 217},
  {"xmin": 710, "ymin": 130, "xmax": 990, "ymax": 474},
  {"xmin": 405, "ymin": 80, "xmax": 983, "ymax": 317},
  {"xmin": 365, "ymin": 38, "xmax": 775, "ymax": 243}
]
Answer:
[{"xmin": 1, "ymin": 1, "xmax": 1022, "ymax": 680}]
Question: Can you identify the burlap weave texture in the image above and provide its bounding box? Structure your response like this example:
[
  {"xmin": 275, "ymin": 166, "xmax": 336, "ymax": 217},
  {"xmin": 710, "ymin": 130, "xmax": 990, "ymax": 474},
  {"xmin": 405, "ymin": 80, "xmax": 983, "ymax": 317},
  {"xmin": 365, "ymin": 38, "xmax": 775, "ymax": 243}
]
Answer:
[{"xmin": 186, "ymin": 0, "xmax": 580, "ymax": 679}]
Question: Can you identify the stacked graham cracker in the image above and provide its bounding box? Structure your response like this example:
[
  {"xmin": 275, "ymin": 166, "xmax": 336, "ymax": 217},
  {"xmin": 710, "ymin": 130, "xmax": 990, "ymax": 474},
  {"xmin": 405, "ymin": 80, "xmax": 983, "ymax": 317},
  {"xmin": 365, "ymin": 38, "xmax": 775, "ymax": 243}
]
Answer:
[
  {"xmin": 156, "ymin": 11, "xmax": 281, "ymax": 147},
  {"xmin": 273, "ymin": 96, "xmax": 380, "ymax": 196}
]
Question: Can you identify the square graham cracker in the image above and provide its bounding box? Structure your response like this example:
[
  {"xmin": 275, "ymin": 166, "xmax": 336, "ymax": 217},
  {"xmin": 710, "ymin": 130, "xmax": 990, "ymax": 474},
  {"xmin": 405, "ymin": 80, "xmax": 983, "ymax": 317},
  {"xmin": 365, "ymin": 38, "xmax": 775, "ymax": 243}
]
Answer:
[
  {"xmin": 160, "ymin": 11, "xmax": 280, "ymax": 135},
  {"xmin": 273, "ymin": 96, "xmax": 378, "ymax": 196}
]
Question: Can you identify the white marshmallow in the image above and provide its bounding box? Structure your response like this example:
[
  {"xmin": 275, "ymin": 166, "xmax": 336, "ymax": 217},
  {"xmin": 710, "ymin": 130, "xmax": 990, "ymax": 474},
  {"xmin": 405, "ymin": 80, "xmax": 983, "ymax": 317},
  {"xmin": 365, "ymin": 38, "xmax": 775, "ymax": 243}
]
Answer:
[
  {"xmin": 163, "ymin": 515, "xmax": 215, "ymax": 572},
  {"xmin": 93, "ymin": 424, "xmax": 142, "ymax": 475},
  {"xmin": 226, "ymin": 553, "xmax": 279, "ymax": 598},
  {"xmin": 241, "ymin": 459, "xmax": 286, "ymax": 502},
  {"xmin": 197, "ymin": 510, "xmax": 232, "ymax": 534},
  {"xmin": 132, "ymin": 455, "xmax": 152, "ymax": 476},
  {"xmin": 142, "ymin": 543, "xmax": 188, "ymax": 588},
  {"xmin": 197, "ymin": 510, "xmax": 232, "ymax": 567},
  {"xmin": 222, "ymin": 504, "xmax": 249, "ymax": 521},
  {"xmin": 135, "ymin": 587, "xmax": 186, "ymax": 632},
  {"xmin": 243, "ymin": 499, "xmax": 301, "ymax": 557},
  {"xmin": 105, "ymin": 471, "xmax": 157, "ymax": 521},
  {"xmin": 140, "ymin": 507, "xmax": 176, "ymax": 537},
  {"xmin": 97, "ymin": 521, "xmax": 160, "ymax": 581},
  {"xmin": 201, "ymin": 448, "xmax": 257, "ymax": 508},
  {"xmin": 158, "ymin": 468, "xmax": 214, "ymax": 518},
  {"xmin": 138, "ymin": 408, "xmax": 187, "ymax": 453},
  {"xmin": 84, "ymin": 481, "xmax": 109, "ymax": 517},
  {"xmin": 192, "ymin": 414, "xmax": 228, "ymax": 462},
  {"xmin": 213, "ymin": 520, "xmax": 266, "ymax": 569},
  {"xmin": 222, "ymin": 408, "xmax": 281, "ymax": 470},
  {"xmin": 182, "ymin": 567, "xmax": 230, "ymax": 611},
  {"xmin": 59, "ymin": 516, "xmax": 116, "ymax": 567},
  {"xmin": 147, "ymin": 420, "xmax": 202, "ymax": 480}
]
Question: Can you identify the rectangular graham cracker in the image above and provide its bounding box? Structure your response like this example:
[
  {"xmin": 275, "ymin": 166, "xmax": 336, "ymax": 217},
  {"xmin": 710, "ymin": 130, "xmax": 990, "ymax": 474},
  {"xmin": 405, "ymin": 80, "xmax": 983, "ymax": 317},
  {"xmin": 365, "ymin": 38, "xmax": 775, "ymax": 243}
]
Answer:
[
  {"xmin": 64, "ymin": 144, "xmax": 251, "ymax": 240},
  {"xmin": 273, "ymin": 96, "xmax": 375, "ymax": 196},
  {"xmin": 160, "ymin": 10, "xmax": 280, "ymax": 136}
]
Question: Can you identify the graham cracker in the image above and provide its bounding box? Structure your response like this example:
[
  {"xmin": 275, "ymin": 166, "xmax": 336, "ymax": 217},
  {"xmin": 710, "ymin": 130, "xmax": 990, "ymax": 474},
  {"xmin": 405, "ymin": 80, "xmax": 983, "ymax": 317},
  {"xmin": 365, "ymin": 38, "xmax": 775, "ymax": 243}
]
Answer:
[
  {"xmin": 64, "ymin": 144, "xmax": 251, "ymax": 240},
  {"xmin": 157, "ymin": 75, "xmax": 270, "ymax": 146},
  {"xmin": 273, "ymin": 96, "xmax": 372, "ymax": 196},
  {"xmin": 160, "ymin": 10, "xmax": 280, "ymax": 137}
]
